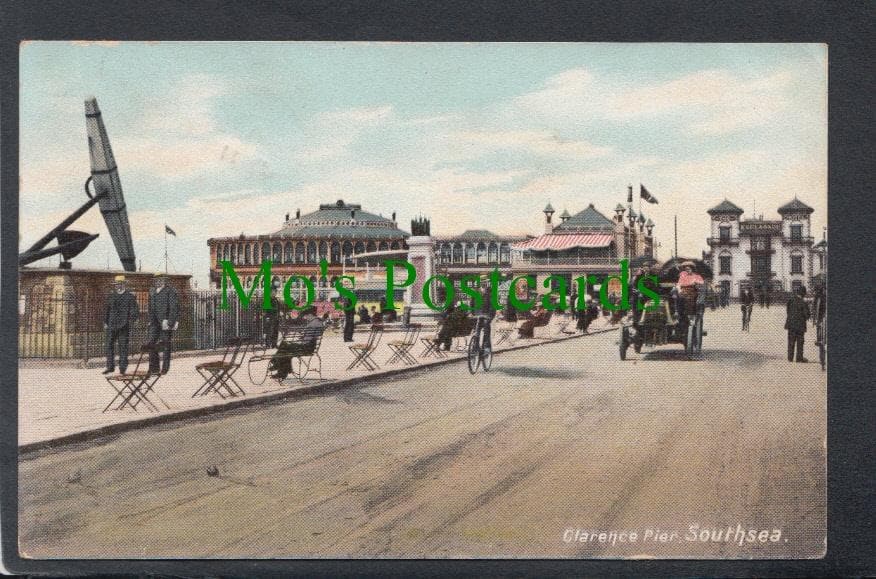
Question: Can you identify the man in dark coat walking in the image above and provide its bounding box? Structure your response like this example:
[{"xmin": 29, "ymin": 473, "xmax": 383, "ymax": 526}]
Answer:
[
  {"xmin": 342, "ymin": 297, "xmax": 356, "ymax": 342},
  {"xmin": 785, "ymin": 285, "xmax": 810, "ymax": 362},
  {"xmin": 148, "ymin": 273, "xmax": 181, "ymax": 374},
  {"xmin": 102, "ymin": 275, "xmax": 139, "ymax": 374}
]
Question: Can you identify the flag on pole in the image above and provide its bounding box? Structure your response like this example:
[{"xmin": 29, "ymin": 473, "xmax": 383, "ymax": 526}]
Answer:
[
  {"xmin": 640, "ymin": 184, "xmax": 659, "ymax": 204},
  {"xmin": 165, "ymin": 224, "xmax": 177, "ymax": 236}
]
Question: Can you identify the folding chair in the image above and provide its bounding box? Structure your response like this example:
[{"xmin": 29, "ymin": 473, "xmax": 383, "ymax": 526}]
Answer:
[
  {"xmin": 419, "ymin": 324, "xmax": 446, "ymax": 359},
  {"xmin": 286, "ymin": 326, "xmax": 325, "ymax": 383},
  {"xmin": 494, "ymin": 318, "xmax": 517, "ymax": 346},
  {"xmin": 347, "ymin": 324, "xmax": 384, "ymax": 371},
  {"xmin": 193, "ymin": 337, "xmax": 247, "ymax": 398},
  {"xmin": 386, "ymin": 323, "xmax": 421, "ymax": 366},
  {"xmin": 103, "ymin": 341, "xmax": 169, "ymax": 413}
]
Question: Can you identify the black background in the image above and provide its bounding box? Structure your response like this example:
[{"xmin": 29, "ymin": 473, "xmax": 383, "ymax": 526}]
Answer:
[{"xmin": 2, "ymin": 1, "xmax": 874, "ymax": 576}]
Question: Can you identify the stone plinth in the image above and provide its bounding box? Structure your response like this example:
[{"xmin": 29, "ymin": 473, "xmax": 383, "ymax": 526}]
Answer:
[{"xmin": 404, "ymin": 235, "xmax": 440, "ymax": 323}]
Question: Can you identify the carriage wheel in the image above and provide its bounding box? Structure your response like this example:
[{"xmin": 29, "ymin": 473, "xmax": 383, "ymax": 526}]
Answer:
[
  {"xmin": 467, "ymin": 338, "xmax": 481, "ymax": 374},
  {"xmin": 694, "ymin": 315, "xmax": 704, "ymax": 356},
  {"xmin": 619, "ymin": 326, "xmax": 630, "ymax": 360}
]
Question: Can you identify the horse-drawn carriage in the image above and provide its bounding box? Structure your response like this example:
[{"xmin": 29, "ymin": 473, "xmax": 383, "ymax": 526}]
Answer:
[{"xmin": 619, "ymin": 257, "xmax": 712, "ymax": 361}]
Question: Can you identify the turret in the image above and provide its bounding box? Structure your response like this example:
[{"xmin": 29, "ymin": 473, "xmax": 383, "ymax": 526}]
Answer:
[{"xmin": 543, "ymin": 202, "xmax": 555, "ymax": 234}]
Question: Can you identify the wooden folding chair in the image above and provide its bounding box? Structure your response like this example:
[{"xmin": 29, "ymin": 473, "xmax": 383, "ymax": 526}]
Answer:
[
  {"xmin": 347, "ymin": 324, "xmax": 384, "ymax": 371},
  {"xmin": 103, "ymin": 341, "xmax": 169, "ymax": 413},
  {"xmin": 419, "ymin": 324, "xmax": 446, "ymax": 358},
  {"xmin": 193, "ymin": 337, "xmax": 247, "ymax": 398},
  {"xmin": 386, "ymin": 323, "xmax": 421, "ymax": 366}
]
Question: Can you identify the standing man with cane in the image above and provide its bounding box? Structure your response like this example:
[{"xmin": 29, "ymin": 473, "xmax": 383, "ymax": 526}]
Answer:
[
  {"xmin": 102, "ymin": 275, "xmax": 139, "ymax": 375},
  {"xmin": 148, "ymin": 272, "xmax": 180, "ymax": 374}
]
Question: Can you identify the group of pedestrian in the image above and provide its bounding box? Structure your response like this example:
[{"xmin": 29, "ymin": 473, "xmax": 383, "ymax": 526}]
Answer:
[{"xmin": 103, "ymin": 272, "xmax": 180, "ymax": 376}]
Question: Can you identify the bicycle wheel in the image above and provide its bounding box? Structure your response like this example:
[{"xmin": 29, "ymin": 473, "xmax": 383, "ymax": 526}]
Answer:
[
  {"xmin": 482, "ymin": 345, "xmax": 493, "ymax": 372},
  {"xmin": 467, "ymin": 336, "xmax": 481, "ymax": 374}
]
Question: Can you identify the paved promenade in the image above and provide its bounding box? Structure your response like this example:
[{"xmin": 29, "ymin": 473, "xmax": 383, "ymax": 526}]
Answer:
[{"xmin": 19, "ymin": 315, "xmax": 614, "ymax": 447}]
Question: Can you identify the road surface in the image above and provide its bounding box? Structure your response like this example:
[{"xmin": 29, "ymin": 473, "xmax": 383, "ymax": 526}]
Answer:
[{"xmin": 19, "ymin": 307, "xmax": 825, "ymax": 558}]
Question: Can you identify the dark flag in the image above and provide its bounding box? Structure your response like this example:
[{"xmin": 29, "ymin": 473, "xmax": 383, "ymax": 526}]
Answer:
[
  {"xmin": 165, "ymin": 224, "xmax": 177, "ymax": 236},
  {"xmin": 640, "ymin": 184, "xmax": 659, "ymax": 204}
]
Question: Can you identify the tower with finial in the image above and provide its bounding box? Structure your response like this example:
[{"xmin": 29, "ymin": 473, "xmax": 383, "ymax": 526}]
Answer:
[{"xmin": 543, "ymin": 202, "xmax": 555, "ymax": 234}]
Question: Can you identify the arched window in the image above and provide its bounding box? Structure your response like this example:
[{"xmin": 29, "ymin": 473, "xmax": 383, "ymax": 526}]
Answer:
[
  {"xmin": 354, "ymin": 241, "xmax": 365, "ymax": 254},
  {"xmin": 295, "ymin": 243, "xmax": 305, "ymax": 263},
  {"xmin": 500, "ymin": 243, "xmax": 510, "ymax": 264},
  {"xmin": 440, "ymin": 243, "xmax": 451, "ymax": 264},
  {"xmin": 476, "ymin": 242, "xmax": 487, "ymax": 264},
  {"xmin": 284, "ymin": 242, "xmax": 293, "ymax": 264},
  {"xmin": 244, "ymin": 244, "xmax": 251, "ymax": 265},
  {"xmin": 330, "ymin": 242, "xmax": 341, "ymax": 264},
  {"xmin": 306, "ymin": 241, "xmax": 317, "ymax": 263},
  {"xmin": 222, "ymin": 244, "xmax": 229, "ymax": 262},
  {"xmin": 318, "ymin": 241, "xmax": 328, "ymax": 262},
  {"xmin": 272, "ymin": 243, "xmax": 281, "ymax": 263},
  {"xmin": 465, "ymin": 243, "xmax": 476, "ymax": 263},
  {"xmin": 453, "ymin": 243, "xmax": 463, "ymax": 264},
  {"xmin": 379, "ymin": 241, "xmax": 388, "ymax": 251},
  {"xmin": 261, "ymin": 242, "xmax": 270, "ymax": 263},
  {"xmin": 390, "ymin": 240, "xmax": 400, "ymax": 250},
  {"xmin": 488, "ymin": 242, "xmax": 498, "ymax": 263},
  {"xmin": 342, "ymin": 241, "xmax": 353, "ymax": 261},
  {"xmin": 366, "ymin": 241, "xmax": 376, "ymax": 253},
  {"xmin": 231, "ymin": 244, "xmax": 238, "ymax": 264}
]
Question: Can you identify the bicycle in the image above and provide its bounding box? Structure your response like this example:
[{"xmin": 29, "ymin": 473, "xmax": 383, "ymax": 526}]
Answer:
[{"xmin": 467, "ymin": 315, "xmax": 493, "ymax": 374}]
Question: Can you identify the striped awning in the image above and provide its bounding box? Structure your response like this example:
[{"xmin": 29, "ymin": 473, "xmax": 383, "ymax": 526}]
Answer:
[{"xmin": 512, "ymin": 233, "xmax": 613, "ymax": 251}]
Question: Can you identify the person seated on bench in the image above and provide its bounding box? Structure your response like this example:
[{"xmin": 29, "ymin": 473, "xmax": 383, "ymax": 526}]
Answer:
[
  {"xmin": 518, "ymin": 305, "xmax": 551, "ymax": 339},
  {"xmin": 270, "ymin": 307, "xmax": 323, "ymax": 380},
  {"xmin": 437, "ymin": 303, "xmax": 470, "ymax": 351}
]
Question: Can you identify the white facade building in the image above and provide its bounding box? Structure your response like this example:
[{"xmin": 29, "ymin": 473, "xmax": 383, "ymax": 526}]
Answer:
[{"xmin": 705, "ymin": 198, "xmax": 826, "ymax": 300}]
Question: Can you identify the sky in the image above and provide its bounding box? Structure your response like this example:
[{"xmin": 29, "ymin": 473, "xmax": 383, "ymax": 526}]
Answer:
[{"xmin": 19, "ymin": 42, "xmax": 827, "ymax": 287}]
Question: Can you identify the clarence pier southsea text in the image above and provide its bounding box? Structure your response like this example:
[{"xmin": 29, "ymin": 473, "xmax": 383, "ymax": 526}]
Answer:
[{"xmin": 218, "ymin": 259, "xmax": 661, "ymax": 314}]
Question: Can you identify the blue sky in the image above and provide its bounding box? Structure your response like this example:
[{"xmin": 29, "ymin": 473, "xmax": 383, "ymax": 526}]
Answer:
[{"xmin": 20, "ymin": 42, "xmax": 826, "ymax": 285}]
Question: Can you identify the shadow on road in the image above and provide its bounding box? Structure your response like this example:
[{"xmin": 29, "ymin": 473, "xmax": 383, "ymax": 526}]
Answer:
[
  {"xmin": 492, "ymin": 366, "xmax": 585, "ymax": 379},
  {"xmin": 640, "ymin": 348, "xmax": 769, "ymax": 367}
]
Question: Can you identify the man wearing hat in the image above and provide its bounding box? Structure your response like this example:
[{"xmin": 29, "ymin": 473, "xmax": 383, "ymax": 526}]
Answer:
[
  {"xmin": 148, "ymin": 272, "xmax": 181, "ymax": 374},
  {"xmin": 785, "ymin": 285, "xmax": 810, "ymax": 362},
  {"xmin": 102, "ymin": 275, "xmax": 139, "ymax": 375}
]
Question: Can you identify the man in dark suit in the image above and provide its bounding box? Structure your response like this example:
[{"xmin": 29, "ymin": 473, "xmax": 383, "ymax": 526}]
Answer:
[
  {"xmin": 785, "ymin": 285, "xmax": 810, "ymax": 362},
  {"xmin": 102, "ymin": 275, "xmax": 139, "ymax": 374},
  {"xmin": 148, "ymin": 273, "xmax": 181, "ymax": 374}
]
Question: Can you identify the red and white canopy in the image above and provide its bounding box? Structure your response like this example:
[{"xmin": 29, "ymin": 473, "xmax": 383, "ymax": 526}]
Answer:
[{"xmin": 512, "ymin": 233, "xmax": 613, "ymax": 252}]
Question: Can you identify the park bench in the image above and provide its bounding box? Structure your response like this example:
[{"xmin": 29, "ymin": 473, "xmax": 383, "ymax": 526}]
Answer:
[
  {"xmin": 248, "ymin": 326, "xmax": 324, "ymax": 385},
  {"xmin": 518, "ymin": 310, "xmax": 553, "ymax": 338}
]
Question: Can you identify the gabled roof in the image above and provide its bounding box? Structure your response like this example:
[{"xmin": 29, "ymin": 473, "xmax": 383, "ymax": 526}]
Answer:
[
  {"xmin": 555, "ymin": 203, "xmax": 615, "ymax": 231},
  {"xmin": 707, "ymin": 199, "xmax": 745, "ymax": 215},
  {"xmin": 778, "ymin": 197, "xmax": 814, "ymax": 214}
]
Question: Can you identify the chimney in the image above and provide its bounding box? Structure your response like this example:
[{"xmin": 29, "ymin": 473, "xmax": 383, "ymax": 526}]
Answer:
[
  {"xmin": 285, "ymin": 212, "xmax": 290, "ymax": 222},
  {"xmin": 392, "ymin": 211, "xmax": 396, "ymax": 222},
  {"xmin": 295, "ymin": 208, "xmax": 300, "ymax": 219}
]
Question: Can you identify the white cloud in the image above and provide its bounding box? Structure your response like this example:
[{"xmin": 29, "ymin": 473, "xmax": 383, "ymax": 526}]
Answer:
[
  {"xmin": 293, "ymin": 105, "xmax": 393, "ymax": 161},
  {"xmin": 447, "ymin": 129, "xmax": 612, "ymax": 161},
  {"xmin": 509, "ymin": 66, "xmax": 796, "ymax": 136}
]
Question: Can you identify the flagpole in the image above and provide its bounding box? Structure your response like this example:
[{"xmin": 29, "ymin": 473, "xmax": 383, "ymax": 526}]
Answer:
[
  {"xmin": 164, "ymin": 227, "xmax": 168, "ymax": 274},
  {"xmin": 674, "ymin": 215, "xmax": 678, "ymax": 259}
]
